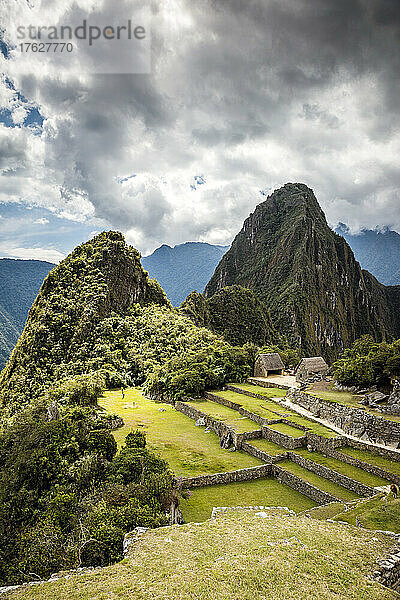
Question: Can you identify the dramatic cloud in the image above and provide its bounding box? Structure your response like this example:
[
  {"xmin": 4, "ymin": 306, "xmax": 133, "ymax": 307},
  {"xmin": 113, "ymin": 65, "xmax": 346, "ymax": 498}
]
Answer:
[{"xmin": 0, "ymin": 0, "xmax": 400, "ymax": 256}]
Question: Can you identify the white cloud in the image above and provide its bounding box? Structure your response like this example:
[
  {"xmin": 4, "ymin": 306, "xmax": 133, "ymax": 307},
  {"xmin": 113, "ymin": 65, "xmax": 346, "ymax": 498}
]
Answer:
[
  {"xmin": 0, "ymin": 0, "xmax": 399, "ymax": 257},
  {"xmin": 0, "ymin": 245, "xmax": 64, "ymax": 263},
  {"xmin": 33, "ymin": 217, "xmax": 49, "ymax": 224}
]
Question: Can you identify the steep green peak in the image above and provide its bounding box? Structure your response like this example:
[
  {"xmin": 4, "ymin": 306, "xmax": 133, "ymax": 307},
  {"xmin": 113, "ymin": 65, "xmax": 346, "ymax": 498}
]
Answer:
[{"xmin": 255, "ymin": 183, "xmax": 327, "ymax": 223}]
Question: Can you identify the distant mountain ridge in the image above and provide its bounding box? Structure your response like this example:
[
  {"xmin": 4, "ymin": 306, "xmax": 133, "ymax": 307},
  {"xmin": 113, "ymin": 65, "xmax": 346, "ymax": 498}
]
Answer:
[
  {"xmin": 204, "ymin": 183, "xmax": 400, "ymax": 360},
  {"xmin": 0, "ymin": 258, "xmax": 55, "ymax": 368},
  {"xmin": 142, "ymin": 242, "xmax": 229, "ymax": 305},
  {"xmin": 336, "ymin": 224, "xmax": 400, "ymax": 286}
]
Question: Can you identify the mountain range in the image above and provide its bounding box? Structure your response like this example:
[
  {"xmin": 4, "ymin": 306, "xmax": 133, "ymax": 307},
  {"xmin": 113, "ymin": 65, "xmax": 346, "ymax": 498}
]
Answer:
[
  {"xmin": 0, "ymin": 258, "xmax": 55, "ymax": 368},
  {"xmin": 336, "ymin": 223, "xmax": 400, "ymax": 286},
  {"xmin": 142, "ymin": 242, "xmax": 229, "ymax": 305},
  {"xmin": 1, "ymin": 187, "xmax": 400, "ymax": 367}
]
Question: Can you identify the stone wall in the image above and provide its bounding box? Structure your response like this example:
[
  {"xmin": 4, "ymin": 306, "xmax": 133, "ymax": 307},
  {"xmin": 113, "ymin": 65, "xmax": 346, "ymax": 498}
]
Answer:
[
  {"xmin": 181, "ymin": 464, "xmax": 273, "ymax": 489},
  {"xmin": 321, "ymin": 446, "xmax": 400, "ymax": 486},
  {"xmin": 273, "ymin": 464, "xmax": 338, "ymax": 504},
  {"xmin": 205, "ymin": 391, "xmax": 270, "ymax": 427},
  {"xmin": 374, "ymin": 550, "xmax": 400, "ymax": 591},
  {"xmin": 205, "ymin": 391, "xmax": 242, "ymax": 412},
  {"xmin": 175, "ymin": 401, "xmax": 261, "ymax": 449},
  {"xmin": 305, "ymin": 431, "xmax": 346, "ymax": 452},
  {"xmin": 241, "ymin": 441, "xmax": 287, "ymax": 463},
  {"xmin": 262, "ymin": 425, "xmax": 306, "ymax": 450},
  {"xmin": 289, "ymin": 453, "xmax": 375, "ymax": 497},
  {"xmin": 175, "ymin": 401, "xmax": 239, "ymax": 447},
  {"xmin": 246, "ymin": 378, "xmax": 291, "ymax": 390},
  {"xmin": 286, "ymin": 389, "xmax": 400, "ymax": 449}
]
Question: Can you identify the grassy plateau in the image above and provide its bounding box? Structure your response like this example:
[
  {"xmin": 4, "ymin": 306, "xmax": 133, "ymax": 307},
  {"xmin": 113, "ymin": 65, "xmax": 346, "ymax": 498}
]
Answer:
[{"xmin": 7, "ymin": 510, "xmax": 397, "ymax": 600}]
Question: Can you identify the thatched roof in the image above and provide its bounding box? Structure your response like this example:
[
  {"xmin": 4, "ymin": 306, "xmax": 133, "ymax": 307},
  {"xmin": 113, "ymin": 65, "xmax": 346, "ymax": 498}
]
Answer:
[
  {"xmin": 256, "ymin": 353, "xmax": 285, "ymax": 371},
  {"xmin": 296, "ymin": 357, "xmax": 328, "ymax": 373}
]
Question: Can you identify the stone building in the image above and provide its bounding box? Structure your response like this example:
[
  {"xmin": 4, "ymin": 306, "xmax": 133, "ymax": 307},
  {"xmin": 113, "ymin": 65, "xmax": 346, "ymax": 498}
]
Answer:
[
  {"xmin": 295, "ymin": 357, "xmax": 329, "ymax": 383},
  {"xmin": 254, "ymin": 353, "xmax": 285, "ymax": 378}
]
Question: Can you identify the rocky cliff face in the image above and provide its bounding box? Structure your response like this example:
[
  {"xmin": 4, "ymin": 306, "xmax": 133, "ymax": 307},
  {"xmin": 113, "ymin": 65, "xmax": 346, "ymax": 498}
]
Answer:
[{"xmin": 204, "ymin": 183, "xmax": 400, "ymax": 360}]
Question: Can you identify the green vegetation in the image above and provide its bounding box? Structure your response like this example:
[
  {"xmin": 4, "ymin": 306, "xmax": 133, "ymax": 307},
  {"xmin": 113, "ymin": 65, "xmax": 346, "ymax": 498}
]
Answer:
[
  {"xmin": 245, "ymin": 438, "xmax": 287, "ymax": 456},
  {"xmin": 212, "ymin": 389, "xmax": 289, "ymax": 417},
  {"xmin": 338, "ymin": 447, "xmax": 400, "ymax": 476},
  {"xmin": 0, "ymin": 404, "xmax": 174, "ymax": 586},
  {"xmin": 212, "ymin": 388, "xmax": 339, "ymax": 437},
  {"xmin": 307, "ymin": 494, "xmax": 400, "ymax": 534},
  {"xmin": 293, "ymin": 449, "xmax": 389, "ymax": 487},
  {"xmin": 267, "ymin": 423, "xmax": 306, "ymax": 438},
  {"xmin": 0, "ymin": 232, "xmax": 254, "ymax": 414},
  {"xmin": 7, "ymin": 510, "xmax": 397, "ymax": 600},
  {"xmin": 99, "ymin": 389, "xmax": 262, "ymax": 476},
  {"xmin": 285, "ymin": 414, "xmax": 340, "ymax": 438},
  {"xmin": 0, "ymin": 233, "xmax": 258, "ymax": 585},
  {"xmin": 332, "ymin": 495, "xmax": 400, "ymax": 532},
  {"xmin": 204, "ymin": 183, "xmax": 400, "ymax": 360},
  {"xmin": 180, "ymin": 479, "xmax": 316, "ymax": 521},
  {"xmin": 180, "ymin": 286, "xmax": 277, "ymax": 347},
  {"xmin": 185, "ymin": 398, "xmax": 261, "ymax": 433},
  {"xmin": 228, "ymin": 383, "xmax": 287, "ymax": 398},
  {"xmin": 278, "ymin": 461, "xmax": 359, "ymax": 501},
  {"xmin": 332, "ymin": 335, "xmax": 400, "ymax": 387}
]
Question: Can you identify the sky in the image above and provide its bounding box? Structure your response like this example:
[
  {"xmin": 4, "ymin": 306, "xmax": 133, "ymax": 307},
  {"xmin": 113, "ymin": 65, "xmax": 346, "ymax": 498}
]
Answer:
[{"xmin": 0, "ymin": 0, "xmax": 400, "ymax": 263}]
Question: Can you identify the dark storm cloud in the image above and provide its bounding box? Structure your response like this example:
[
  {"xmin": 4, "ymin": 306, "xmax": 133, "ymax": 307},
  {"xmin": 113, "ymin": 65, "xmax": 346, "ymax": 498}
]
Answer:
[{"xmin": 1, "ymin": 0, "xmax": 400, "ymax": 255}]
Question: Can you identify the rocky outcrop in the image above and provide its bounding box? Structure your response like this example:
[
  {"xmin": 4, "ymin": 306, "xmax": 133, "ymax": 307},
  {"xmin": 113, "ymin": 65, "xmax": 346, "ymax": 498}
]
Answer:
[{"xmin": 286, "ymin": 389, "xmax": 400, "ymax": 448}]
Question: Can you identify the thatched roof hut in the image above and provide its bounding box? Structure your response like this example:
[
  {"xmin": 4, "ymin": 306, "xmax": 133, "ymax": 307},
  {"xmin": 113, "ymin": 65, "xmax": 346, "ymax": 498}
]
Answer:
[
  {"xmin": 295, "ymin": 357, "xmax": 329, "ymax": 382},
  {"xmin": 254, "ymin": 353, "xmax": 285, "ymax": 378}
]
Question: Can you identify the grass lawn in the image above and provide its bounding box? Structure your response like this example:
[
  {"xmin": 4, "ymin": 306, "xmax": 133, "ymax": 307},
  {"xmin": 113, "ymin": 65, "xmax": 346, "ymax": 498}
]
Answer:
[
  {"xmin": 292, "ymin": 449, "xmax": 389, "ymax": 487},
  {"xmin": 284, "ymin": 414, "xmax": 339, "ymax": 438},
  {"xmin": 211, "ymin": 389, "xmax": 289, "ymax": 418},
  {"xmin": 338, "ymin": 447, "xmax": 400, "ymax": 476},
  {"xmin": 99, "ymin": 389, "xmax": 263, "ymax": 477},
  {"xmin": 229, "ymin": 383, "xmax": 287, "ymax": 399},
  {"xmin": 278, "ymin": 461, "xmax": 360, "ymax": 501},
  {"xmin": 180, "ymin": 478, "xmax": 316, "ymax": 521},
  {"xmin": 185, "ymin": 398, "xmax": 261, "ymax": 433},
  {"xmin": 267, "ymin": 422, "xmax": 306, "ymax": 438},
  {"xmin": 307, "ymin": 494, "xmax": 400, "ymax": 534},
  {"xmin": 217, "ymin": 388, "xmax": 339, "ymax": 438},
  {"xmin": 246, "ymin": 438, "xmax": 288, "ymax": 456},
  {"xmin": 9, "ymin": 511, "xmax": 397, "ymax": 600},
  {"xmin": 332, "ymin": 494, "xmax": 400, "ymax": 532}
]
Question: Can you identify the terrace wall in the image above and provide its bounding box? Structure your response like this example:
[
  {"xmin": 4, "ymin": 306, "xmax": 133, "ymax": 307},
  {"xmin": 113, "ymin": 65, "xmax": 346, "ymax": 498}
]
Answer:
[
  {"xmin": 273, "ymin": 464, "xmax": 338, "ymax": 504},
  {"xmin": 241, "ymin": 441, "xmax": 287, "ymax": 464},
  {"xmin": 174, "ymin": 401, "xmax": 261, "ymax": 449},
  {"xmin": 262, "ymin": 425, "xmax": 306, "ymax": 450},
  {"xmin": 286, "ymin": 389, "xmax": 400, "ymax": 449},
  {"xmin": 181, "ymin": 464, "xmax": 273, "ymax": 488},
  {"xmin": 288, "ymin": 453, "xmax": 375, "ymax": 497},
  {"xmin": 321, "ymin": 446, "xmax": 400, "ymax": 486}
]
